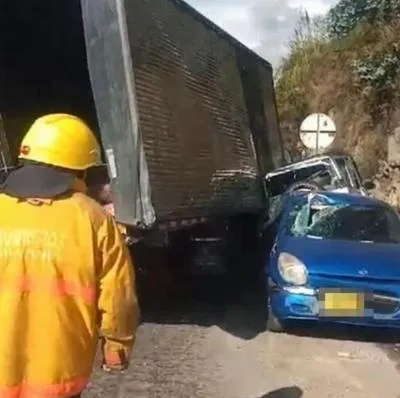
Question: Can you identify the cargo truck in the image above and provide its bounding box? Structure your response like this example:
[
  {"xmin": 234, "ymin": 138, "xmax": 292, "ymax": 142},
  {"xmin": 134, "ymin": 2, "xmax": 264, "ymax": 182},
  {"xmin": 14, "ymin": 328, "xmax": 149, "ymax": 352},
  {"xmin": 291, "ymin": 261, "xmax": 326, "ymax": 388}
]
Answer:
[{"xmin": 1, "ymin": 0, "xmax": 284, "ymax": 283}]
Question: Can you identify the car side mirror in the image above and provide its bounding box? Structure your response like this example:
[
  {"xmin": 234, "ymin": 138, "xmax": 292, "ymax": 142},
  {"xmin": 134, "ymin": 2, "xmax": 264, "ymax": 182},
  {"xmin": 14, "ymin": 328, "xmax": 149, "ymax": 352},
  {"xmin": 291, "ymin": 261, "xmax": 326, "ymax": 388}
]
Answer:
[{"xmin": 363, "ymin": 180, "xmax": 375, "ymax": 190}]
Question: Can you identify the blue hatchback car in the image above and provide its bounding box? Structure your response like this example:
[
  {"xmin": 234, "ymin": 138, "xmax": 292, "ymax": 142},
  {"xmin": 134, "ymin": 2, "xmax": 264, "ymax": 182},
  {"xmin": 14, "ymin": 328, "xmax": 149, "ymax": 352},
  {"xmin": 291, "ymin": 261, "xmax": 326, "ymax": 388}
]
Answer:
[{"xmin": 266, "ymin": 191, "xmax": 400, "ymax": 332}]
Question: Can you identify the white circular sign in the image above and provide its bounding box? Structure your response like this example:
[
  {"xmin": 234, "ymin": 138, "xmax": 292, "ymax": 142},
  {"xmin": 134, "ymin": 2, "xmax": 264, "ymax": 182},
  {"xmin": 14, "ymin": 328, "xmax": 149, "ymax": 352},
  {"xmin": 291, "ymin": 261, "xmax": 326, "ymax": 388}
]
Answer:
[{"xmin": 299, "ymin": 113, "xmax": 336, "ymax": 150}]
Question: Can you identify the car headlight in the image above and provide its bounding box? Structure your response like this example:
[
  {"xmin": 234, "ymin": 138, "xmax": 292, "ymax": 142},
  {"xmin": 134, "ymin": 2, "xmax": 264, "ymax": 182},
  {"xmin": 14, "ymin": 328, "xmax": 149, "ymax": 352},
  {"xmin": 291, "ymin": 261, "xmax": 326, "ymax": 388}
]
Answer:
[{"xmin": 278, "ymin": 252, "xmax": 308, "ymax": 285}]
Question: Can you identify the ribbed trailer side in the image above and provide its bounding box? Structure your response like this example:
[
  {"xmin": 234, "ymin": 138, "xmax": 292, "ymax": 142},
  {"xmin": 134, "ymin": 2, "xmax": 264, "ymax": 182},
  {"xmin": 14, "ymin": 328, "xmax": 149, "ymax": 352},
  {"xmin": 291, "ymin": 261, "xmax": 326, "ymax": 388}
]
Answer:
[{"xmin": 81, "ymin": 0, "xmax": 283, "ymax": 227}]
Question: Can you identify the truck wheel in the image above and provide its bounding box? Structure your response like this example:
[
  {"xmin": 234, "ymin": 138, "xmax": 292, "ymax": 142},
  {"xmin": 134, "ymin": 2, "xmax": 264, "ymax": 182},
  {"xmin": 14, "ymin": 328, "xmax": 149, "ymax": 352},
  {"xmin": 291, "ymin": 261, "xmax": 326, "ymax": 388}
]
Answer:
[{"xmin": 266, "ymin": 300, "xmax": 286, "ymax": 333}]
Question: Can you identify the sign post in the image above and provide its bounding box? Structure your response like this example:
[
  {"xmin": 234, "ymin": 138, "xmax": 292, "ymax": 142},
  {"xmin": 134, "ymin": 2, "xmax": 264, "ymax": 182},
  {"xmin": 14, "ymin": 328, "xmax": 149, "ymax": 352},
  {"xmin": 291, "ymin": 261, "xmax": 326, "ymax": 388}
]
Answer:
[{"xmin": 299, "ymin": 113, "xmax": 336, "ymax": 155}]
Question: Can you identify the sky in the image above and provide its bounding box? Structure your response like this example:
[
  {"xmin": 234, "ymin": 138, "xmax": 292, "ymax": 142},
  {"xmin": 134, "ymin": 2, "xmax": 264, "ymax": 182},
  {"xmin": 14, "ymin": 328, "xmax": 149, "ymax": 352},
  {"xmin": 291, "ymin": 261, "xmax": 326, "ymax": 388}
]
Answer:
[{"xmin": 186, "ymin": 0, "xmax": 338, "ymax": 69}]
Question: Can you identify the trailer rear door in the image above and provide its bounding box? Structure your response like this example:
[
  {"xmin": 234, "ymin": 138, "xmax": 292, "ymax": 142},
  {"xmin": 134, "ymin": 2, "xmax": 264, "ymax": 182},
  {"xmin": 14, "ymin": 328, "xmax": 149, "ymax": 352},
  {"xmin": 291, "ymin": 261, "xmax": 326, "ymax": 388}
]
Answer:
[{"xmin": 81, "ymin": 0, "xmax": 155, "ymax": 227}]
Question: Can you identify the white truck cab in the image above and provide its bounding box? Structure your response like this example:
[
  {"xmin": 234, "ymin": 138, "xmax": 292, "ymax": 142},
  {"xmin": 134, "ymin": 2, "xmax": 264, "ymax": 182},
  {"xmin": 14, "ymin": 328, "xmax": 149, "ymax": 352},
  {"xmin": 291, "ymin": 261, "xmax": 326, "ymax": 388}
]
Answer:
[
  {"xmin": 264, "ymin": 154, "xmax": 374, "ymax": 223},
  {"xmin": 265, "ymin": 154, "xmax": 371, "ymax": 198}
]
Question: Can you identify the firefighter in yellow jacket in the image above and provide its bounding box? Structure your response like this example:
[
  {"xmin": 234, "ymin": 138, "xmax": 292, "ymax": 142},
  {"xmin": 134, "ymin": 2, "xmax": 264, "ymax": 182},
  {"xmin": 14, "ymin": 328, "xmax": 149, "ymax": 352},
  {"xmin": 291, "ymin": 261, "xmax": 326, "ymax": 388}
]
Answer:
[{"xmin": 0, "ymin": 114, "xmax": 140, "ymax": 398}]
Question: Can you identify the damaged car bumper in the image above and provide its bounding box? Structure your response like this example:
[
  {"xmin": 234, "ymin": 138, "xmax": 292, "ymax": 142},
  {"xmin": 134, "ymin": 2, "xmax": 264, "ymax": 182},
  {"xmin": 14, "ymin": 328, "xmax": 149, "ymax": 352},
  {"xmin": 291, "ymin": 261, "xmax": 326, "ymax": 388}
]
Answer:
[{"xmin": 268, "ymin": 277, "xmax": 400, "ymax": 328}]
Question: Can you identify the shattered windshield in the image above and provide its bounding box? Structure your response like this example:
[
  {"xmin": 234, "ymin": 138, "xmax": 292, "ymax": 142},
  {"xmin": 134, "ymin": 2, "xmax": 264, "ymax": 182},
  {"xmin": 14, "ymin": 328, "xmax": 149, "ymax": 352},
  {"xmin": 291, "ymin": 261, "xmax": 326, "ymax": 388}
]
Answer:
[{"xmin": 288, "ymin": 198, "xmax": 400, "ymax": 244}]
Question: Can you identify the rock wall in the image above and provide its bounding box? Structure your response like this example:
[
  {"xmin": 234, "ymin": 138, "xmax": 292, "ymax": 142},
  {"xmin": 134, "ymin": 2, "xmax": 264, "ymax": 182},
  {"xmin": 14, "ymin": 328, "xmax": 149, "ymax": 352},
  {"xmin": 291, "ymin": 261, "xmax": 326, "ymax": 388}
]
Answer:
[{"xmin": 370, "ymin": 128, "xmax": 400, "ymax": 209}]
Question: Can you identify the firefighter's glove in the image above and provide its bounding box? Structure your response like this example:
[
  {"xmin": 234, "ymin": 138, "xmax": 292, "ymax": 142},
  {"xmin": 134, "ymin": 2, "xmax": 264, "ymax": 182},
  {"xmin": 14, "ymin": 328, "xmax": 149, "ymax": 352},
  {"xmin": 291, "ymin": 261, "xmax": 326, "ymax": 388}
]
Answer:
[
  {"xmin": 124, "ymin": 235, "xmax": 136, "ymax": 246},
  {"xmin": 101, "ymin": 339, "xmax": 129, "ymax": 373}
]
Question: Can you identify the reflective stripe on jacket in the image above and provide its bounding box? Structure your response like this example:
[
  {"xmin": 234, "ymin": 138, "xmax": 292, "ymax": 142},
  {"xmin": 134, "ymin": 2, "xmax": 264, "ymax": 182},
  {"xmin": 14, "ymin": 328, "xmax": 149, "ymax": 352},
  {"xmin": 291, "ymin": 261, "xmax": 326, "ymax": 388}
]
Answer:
[{"xmin": 0, "ymin": 189, "xmax": 140, "ymax": 397}]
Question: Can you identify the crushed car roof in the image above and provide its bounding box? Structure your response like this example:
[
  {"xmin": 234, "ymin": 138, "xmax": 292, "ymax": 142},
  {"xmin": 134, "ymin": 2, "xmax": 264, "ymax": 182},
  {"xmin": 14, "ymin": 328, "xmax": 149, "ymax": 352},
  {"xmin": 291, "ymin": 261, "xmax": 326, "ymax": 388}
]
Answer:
[{"xmin": 265, "ymin": 154, "xmax": 347, "ymax": 179}]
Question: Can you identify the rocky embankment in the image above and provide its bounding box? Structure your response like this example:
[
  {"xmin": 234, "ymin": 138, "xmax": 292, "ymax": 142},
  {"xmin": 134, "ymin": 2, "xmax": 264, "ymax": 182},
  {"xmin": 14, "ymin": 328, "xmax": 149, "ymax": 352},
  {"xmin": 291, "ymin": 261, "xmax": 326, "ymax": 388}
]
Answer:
[{"xmin": 371, "ymin": 160, "xmax": 400, "ymax": 210}]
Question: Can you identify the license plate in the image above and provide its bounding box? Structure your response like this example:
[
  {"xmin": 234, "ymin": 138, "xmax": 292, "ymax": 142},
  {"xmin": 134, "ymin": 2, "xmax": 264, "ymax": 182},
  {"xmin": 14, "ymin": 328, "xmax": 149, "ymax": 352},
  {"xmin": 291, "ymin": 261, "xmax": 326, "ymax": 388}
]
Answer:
[{"xmin": 320, "ymin": 291, "xmax": 365, "ymax": 317}]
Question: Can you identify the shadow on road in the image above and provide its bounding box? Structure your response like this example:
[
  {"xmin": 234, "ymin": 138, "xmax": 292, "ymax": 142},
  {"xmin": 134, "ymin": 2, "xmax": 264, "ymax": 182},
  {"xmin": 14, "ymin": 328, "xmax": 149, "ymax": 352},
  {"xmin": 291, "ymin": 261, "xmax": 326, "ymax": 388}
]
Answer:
[
  {"xmin": 255, "ymin": 386, "xmax": 303, "ymax": 398},
  {"xmin": 137, "ymin": 265, "xmax": 400, "ymax": 350},
  {"xmin": 138, "ymin": 274, "xmax": 267, "ymax": 341}
]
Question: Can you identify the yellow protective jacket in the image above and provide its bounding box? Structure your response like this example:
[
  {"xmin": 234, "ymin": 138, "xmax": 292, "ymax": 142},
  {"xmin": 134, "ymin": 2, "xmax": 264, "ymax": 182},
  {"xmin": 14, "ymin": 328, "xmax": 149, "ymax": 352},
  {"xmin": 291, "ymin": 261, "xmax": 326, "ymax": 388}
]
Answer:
[
  {"xmin": 102, "ymin": 203, "xmax": 128, "ymax": 236},
  {"xmin": 0, "ymin": 184, "xmax": 140, "ymax": 397}
]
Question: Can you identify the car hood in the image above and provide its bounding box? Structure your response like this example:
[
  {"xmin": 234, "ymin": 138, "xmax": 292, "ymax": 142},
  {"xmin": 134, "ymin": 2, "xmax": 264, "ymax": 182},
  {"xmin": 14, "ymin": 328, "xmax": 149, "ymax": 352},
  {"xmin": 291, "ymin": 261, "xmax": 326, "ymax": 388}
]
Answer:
[{"xmin": 282, "ymin": 237, "xmax": 400, "ymax": 281}]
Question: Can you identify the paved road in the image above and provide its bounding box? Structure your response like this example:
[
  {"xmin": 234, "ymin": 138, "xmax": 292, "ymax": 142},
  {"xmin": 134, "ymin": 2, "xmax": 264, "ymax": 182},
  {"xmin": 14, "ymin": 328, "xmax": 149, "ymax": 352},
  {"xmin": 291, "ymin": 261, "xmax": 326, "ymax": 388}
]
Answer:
[{"xmin": 84, "ymin": 281, "xmax": 400, "ymax": 398}]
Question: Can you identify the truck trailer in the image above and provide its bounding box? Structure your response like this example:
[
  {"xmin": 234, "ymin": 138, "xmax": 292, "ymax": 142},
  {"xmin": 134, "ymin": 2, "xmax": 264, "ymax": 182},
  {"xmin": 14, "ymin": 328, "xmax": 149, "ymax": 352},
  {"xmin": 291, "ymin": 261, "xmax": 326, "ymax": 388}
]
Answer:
[{"xmin": 1, "ymin": 0, "xmax": 284, "ymax": 281}]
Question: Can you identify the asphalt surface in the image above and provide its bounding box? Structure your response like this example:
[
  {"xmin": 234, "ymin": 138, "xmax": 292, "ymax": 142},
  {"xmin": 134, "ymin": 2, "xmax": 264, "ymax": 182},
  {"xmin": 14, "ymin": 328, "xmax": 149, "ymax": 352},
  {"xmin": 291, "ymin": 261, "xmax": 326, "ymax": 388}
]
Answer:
[{"xmin": 84, "ymin": 278, "xmax": 400, "ymax": 398}]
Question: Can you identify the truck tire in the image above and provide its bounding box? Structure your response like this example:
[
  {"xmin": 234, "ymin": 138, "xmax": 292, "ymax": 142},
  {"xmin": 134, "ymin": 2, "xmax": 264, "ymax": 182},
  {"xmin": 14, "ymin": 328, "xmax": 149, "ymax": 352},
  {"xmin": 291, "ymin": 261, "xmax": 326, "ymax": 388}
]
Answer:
[
  {"xmin": 265, "ymin": 294, "xmax": 291, "ymax": 333},
  {"xmin": 225, "ymin": 214, "xmax": 262, "ymax": 286},
  {"xmin": 266, "ymin": 308, "xmax": 286, "ymax": 333}
]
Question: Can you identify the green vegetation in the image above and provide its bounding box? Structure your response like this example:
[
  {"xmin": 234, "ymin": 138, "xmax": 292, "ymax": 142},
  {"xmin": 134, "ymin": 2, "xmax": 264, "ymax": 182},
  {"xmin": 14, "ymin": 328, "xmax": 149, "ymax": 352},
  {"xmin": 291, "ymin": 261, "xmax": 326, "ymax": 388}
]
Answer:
[{"xmin": 276, "ymin": 0, "xmax": 400, "ymax": 176}]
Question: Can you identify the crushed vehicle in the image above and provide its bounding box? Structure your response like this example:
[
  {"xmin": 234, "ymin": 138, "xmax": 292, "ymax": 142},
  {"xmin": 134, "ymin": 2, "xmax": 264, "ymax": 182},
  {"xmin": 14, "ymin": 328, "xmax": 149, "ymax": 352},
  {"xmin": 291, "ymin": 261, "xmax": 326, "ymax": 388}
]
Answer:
[
  {"xmin": 266, "ymin": 190, "xmax": 400, "ymax": 332},
  {"xmin": 264, "ymin": 153, "xmax": 374, "ymax": 226},
  {"xmin": 2, "ymin": 0, "xmax": 284, "ymax": 285}
]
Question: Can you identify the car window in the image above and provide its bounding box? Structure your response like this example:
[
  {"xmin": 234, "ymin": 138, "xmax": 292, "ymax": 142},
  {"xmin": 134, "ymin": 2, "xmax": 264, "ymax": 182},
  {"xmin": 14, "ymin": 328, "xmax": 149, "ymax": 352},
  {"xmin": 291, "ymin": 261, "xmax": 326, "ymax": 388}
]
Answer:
[
  {"xmin": 289, "ymin": 202, "xmax": 400, "ymax": 244},
  {"xmin": 347, "ymin": 159, "xmax": 362, "ymax": 188},
  {"xmin": 267, "ymin": 170, "xmax": 296, "ymax": 197},
  {"xmin": 296, "ymin": 164, "xmax": 328, "ymax": 181},
  {"xmin": 267, "ymin": 164, "xmax": 328, "ymax": 197},
  {"xmin": 334, "ymin": 158, "xmax": 352, "ymax": 187},
  {"xmin": 335, "ymin": 157, "xmax": 360, "ymax": 188}
]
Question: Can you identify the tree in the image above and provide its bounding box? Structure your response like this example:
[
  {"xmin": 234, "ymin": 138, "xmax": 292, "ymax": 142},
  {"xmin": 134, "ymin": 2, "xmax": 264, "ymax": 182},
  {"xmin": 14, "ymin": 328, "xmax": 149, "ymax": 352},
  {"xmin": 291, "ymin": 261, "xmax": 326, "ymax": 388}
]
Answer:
[{"xmin": 327, "ymin": 0, "xmax": 400, "ymax": 38}]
